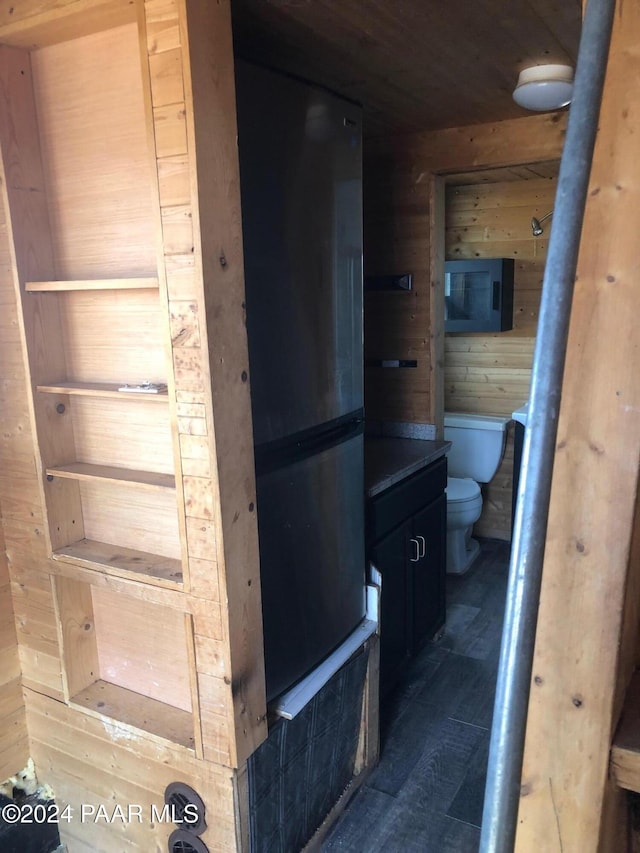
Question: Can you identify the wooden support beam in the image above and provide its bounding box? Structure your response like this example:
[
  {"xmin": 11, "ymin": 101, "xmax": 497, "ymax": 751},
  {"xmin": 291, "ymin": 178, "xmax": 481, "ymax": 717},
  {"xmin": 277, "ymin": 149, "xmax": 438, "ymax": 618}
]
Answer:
[
  {"xmin": 368, "ymin": 112, "xmax": 568, "ymax": 173},
  {"xmin": 180, "ymin": 0, "xmax": 268, "ymax": 766},
  {"xmin": 515, "ymin": 1, "xmax": 640, "ymax": 849},
  {"xmin": 428, "ymin": 175, "xmax": 445, "ymax": 436}
]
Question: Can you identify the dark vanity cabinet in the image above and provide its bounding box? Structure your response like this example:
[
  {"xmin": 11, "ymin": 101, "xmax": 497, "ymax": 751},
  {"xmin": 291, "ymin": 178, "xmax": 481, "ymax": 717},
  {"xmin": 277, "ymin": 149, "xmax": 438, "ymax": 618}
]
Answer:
[
  {"xmin": 367, "ymin": 456, "xmax": 447, "ymax": 695},
  {"xmin": 411, "ymin": 497, "xmax": 446, "ymax": 649}
]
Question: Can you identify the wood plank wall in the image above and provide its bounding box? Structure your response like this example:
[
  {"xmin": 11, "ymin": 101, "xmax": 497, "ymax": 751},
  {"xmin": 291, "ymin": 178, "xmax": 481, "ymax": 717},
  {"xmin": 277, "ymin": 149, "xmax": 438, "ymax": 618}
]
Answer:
[
  {"xmin": 363, "ymin": 112, "xmax": 566, "ymax": 434},
  {"xmin": 444, "ymin": 175, "xmax": 557, "ymax": 539},
  {"xmin": 363, "ymin": 155, "xmax": 432, "ymax": 423},
  {"xmin": 27, "ymin": 692, "xmax": 238, "ymax": 853}
]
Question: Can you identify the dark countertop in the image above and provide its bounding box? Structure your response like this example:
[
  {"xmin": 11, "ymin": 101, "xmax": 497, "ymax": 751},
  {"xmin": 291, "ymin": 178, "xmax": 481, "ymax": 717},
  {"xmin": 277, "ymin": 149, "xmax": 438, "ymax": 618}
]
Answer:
[{"xmin": 365, "ymin": 437, "xmax": 451, "ymax": 498}]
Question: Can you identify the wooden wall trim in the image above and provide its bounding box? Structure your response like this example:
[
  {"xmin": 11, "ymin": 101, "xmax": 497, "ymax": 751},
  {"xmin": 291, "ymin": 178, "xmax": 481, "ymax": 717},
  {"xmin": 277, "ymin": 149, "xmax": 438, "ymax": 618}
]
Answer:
[
  {"xmin": 179, "ymin": 0, "xmax": 268, "ymax": 768},
  {"xmin": 428, "ymin": 175, "xmax": 445, "ymax": 433},
  {"xmin": 515, "ymin": 0, "xmax": 640, "ymax": 848},
  {"xmin": 135, "ymin": 0, "xmax": 191, "ymax": 587}
]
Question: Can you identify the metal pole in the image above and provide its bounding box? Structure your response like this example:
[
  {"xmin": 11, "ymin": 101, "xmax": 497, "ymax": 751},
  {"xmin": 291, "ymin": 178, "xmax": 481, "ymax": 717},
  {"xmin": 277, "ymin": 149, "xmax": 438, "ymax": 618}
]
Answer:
[{"xmin": 479, "ymin": 1, "xmax": 616, "ymax": 851}]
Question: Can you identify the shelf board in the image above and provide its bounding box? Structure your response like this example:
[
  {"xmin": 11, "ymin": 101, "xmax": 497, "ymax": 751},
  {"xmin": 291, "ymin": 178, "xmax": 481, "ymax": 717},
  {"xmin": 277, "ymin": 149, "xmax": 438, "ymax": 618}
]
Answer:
[
  {"xmin": 37, "ymin": 381, "xmax": 169, "ymax": 400},
  {"xmin": 611, "ymin": 670, "xmax": 640, "ymax": 792},
  {"xmin": 46, "ymin": 462, "xmax": 175, "ymax": 490},
  {"xmin": 52, "ymin": 538, "xmax": 184, "ymax": 587},
  {"xmin": 71, "ymin": 680, "xmax": 194, "ymax": 750},
  {"xmin": 25, "ymin": 277, "xmax": 159, "ymax": 292}
]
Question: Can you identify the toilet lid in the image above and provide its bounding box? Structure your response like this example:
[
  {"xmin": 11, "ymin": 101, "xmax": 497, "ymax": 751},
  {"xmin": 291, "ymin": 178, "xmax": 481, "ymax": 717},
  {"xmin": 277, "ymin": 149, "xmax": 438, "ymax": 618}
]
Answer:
[{"xmin": 447, "ymin": 477, "xmax": 481, "ymax": 503}]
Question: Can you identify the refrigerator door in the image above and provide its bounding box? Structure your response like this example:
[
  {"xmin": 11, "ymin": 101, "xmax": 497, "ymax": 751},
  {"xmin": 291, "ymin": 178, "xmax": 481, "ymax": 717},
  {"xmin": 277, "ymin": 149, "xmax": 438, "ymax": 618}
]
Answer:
[
  {"xmin": 256, "ymin": 432, "xmax": 365, "ymax": 701},
  {"xmin": 235, "ymin": 60, "xmax": 363, "ymax": 446}
]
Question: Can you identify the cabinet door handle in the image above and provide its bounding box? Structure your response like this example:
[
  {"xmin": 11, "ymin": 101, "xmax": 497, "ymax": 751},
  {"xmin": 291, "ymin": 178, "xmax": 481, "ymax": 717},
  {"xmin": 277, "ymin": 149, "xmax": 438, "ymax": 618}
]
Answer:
[
  {"xmin": 416, "ymin": 535, "xmax": 426, "ymax": 558},
  {"xmin": 410, "ymin": 538, "xmax": 420, "ymax": 562}
]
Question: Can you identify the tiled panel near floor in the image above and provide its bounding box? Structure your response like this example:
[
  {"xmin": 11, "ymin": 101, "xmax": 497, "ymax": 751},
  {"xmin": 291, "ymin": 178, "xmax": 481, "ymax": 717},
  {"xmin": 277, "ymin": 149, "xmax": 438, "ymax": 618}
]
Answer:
[{"xmin": 323, "ymin": 539, "xmax": 510, "ymax": 853}]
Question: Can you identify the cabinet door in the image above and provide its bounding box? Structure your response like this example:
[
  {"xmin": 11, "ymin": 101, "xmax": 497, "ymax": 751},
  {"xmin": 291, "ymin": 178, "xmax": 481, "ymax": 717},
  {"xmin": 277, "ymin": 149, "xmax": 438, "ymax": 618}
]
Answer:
[
  {"xmin": 410, "ymin": 494, "xmax": 446, "ymax": 652},
  {"xmin": 371, "ymin": 521, "xmax": 410, "ymax": 696}
]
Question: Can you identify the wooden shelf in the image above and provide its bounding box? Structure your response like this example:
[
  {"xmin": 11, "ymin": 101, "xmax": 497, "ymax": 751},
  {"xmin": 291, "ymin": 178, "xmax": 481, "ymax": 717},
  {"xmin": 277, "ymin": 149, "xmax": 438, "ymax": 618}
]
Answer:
[
  {"xmin": 37, "ymin": 381, "xmax": 169, "ymax": 400},
  {"xmin": 71, "ymin": 680, "xmax": 194, "ymax": 750},
  {"xmin": 611, "ymin": 670, "xmax": 640, "ymax": 792},
  {"xmin": 53, "ymin": 538, "xmax": 183, "ymax": 586},
  {"xmin": 46, "ymin": 462, "xmax": 175, "ymax": 490},
  {"xmin": 25, "ymin": 277, "xmax": 159, "ymax": 292},
  {"xmin": 56, "ymin": 576, "xmax": 195, "ymax": 751}
]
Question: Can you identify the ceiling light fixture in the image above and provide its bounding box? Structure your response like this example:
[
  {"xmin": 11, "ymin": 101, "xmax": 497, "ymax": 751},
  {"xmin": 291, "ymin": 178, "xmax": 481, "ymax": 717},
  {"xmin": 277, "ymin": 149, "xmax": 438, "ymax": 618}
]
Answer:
[{"xmin": 512, "ymin": 64, "xmax": 574, "ymax": 112}]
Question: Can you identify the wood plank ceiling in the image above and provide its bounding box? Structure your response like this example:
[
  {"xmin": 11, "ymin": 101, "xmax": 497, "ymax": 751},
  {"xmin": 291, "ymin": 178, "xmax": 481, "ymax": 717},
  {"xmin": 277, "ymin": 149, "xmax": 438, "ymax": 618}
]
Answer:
[{"xmin": 231, "ymin": 0, "xmax": 582, "ymax": 136}]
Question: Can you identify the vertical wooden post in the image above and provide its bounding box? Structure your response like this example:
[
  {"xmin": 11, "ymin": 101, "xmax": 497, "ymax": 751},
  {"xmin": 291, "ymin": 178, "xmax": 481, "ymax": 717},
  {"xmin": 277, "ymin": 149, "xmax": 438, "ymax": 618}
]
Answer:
[
  {"xmin": 178, "ymin": 0, "xmax": 268, "ymax": 766},
  {"xmin": 515, "ymin": 0, "xmax": 640, "ymax": 848},
  {"xmin": 429, "ymin": 175, "xmax": 445, "ymax": 436}
]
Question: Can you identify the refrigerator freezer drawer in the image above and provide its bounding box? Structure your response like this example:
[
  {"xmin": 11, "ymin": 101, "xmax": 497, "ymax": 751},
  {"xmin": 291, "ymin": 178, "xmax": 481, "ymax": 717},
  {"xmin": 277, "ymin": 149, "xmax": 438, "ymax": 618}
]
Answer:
[{"xmin": 256, "ymin": 433, "xmax": 365, "ymax": 701}]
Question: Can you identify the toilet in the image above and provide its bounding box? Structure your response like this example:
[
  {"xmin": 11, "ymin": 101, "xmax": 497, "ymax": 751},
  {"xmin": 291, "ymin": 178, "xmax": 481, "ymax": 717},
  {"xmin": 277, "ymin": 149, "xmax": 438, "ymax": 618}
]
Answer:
[{"xmin": 444, "ymin": 412, "xmax": 511, "ymax": 574}]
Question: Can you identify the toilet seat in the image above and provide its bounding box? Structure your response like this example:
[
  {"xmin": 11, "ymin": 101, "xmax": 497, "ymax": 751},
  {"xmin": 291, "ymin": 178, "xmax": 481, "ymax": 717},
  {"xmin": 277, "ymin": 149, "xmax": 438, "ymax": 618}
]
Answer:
[{"xmin": 446, "ymin": 476, "xmax": 481, "ymax": 503}]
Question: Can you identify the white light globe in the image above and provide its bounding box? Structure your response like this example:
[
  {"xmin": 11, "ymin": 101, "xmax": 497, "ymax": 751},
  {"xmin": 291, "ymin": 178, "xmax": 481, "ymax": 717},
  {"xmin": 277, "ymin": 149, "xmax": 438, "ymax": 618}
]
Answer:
[{"xmin": 513, "ymin": 64, "xmax": 574, "ymax": 111}]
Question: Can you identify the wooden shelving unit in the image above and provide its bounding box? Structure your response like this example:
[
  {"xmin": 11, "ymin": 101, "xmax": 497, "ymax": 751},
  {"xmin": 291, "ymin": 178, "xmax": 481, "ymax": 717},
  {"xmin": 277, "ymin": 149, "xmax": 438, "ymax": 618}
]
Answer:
[
  {"xmin": 0, "ymin": 14, "xmax": 195, "ymax": 759},
  {"xmin": 55, "ymin": 576, "xmax": 199, "ymax": 750},
  {"xmin": 35, "ymin": 369, "xmax": 182, "ymax": 586},
  {"xmin": 26, "ymin": 283, "xmax": 182, "ymax": 586},
  {"xmin": 0, "ymin": 3, "xmax": 267, "ymax": 850}
]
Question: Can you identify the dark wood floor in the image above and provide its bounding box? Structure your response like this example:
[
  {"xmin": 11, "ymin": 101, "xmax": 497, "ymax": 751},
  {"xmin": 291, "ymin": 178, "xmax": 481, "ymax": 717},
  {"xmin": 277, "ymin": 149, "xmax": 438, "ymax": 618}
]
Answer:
[{"xmin": 322, "ymin": 539, "xmax": 510, "ymax": 853}]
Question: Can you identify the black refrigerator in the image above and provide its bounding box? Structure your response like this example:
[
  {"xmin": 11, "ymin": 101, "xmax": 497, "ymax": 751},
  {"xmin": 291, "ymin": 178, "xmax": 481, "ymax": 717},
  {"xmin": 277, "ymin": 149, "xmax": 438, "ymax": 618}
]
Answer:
[{"xmin": 235, "ymin": 60, "xmax": 365, "ymax": 702}]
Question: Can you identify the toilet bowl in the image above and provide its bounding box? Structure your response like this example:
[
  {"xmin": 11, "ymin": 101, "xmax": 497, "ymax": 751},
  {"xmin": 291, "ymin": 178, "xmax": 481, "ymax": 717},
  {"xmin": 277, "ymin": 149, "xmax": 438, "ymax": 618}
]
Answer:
[
  {"xmin": 444, "ymin": 412, "xmax": 510, "ymax": 574},
  {"xmin": 446, "ymin": 476, "xmax": 483, "ymax": 574}
]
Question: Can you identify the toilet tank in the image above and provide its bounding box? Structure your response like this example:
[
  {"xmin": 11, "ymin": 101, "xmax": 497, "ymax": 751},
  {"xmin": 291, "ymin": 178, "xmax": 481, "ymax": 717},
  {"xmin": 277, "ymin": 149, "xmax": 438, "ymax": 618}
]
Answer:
[{"xmin": 444, "ymin": 412, "xmax": 511, "ymax": 483}]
